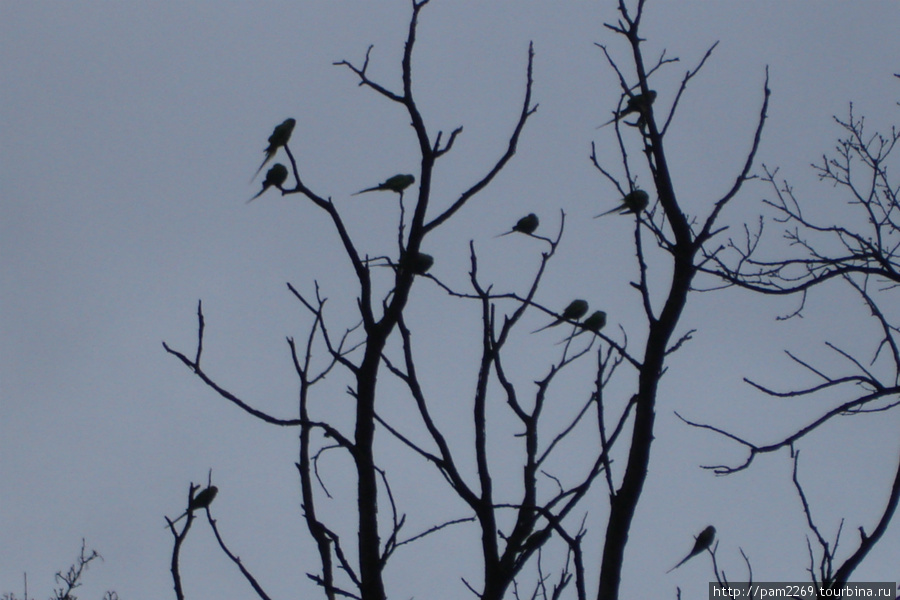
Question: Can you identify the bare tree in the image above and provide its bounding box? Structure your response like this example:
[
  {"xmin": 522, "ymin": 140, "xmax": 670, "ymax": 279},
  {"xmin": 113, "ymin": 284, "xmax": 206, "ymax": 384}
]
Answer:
[
  {"xmin": 161, "ymin": 2, "xmax": 897, "ymax": 600},
  {"xmin": 700, "ymin": 100, "xmax": 900, "ymax": 589},
  {"xmin": 577, "ymin": 0, "xmax": 771, "ymax": 596},
  {"xmin": 164, "ymin": 2, "xmax": 608, "ymax": 599},
  {"xmin": 2, "ymin": 540, "xmax": 117, "ymax": 600}
]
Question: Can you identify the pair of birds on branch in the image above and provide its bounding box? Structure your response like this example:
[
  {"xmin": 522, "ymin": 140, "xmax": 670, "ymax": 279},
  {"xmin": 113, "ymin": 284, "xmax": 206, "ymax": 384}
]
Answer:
[
  {"xmin": 496, "ymin": 188, "xmax": 644, "ymax": 238},
  {"xmin": 593, "ymin": 90, "xmax": 656, "ymax": 216},
  {"xmin": 248, "ymin": 119, "xmax": 416, "ymax": 202},
  {"xmin": 532, "ymin": 299, "xmax": 606, "ymax": 336},
  {"xmin": 248, "ymin": 118, "xmax": 296, "ymax": 203}
]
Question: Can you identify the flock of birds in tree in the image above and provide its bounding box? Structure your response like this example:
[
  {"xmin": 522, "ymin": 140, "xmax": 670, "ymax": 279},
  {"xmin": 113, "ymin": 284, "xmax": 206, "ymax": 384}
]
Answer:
[
  {"xmin": 175, "ymin": 89, "xmax": 717, "ymax": 573},
  {"xmin": 243, "ymin": 89, "xmax": 656, "ymax": 334}
]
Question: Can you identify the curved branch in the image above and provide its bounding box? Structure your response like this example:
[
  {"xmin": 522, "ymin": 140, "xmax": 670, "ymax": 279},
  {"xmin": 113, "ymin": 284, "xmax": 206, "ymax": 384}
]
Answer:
[
  {"xmin": 696, "ymin": 67, "xmax": 770, "ymax": 247},
  {"xmin": 207, "ymin": 512, "xmax": 274, "ymax": 600},
  {"xmin": 831, "ymin": 447, "xmax": 900, "ymax": 585},
  {"xmin": 424, "ymin": 42, "xmax": 537, "ymax": 233},
  {"xmin": 678, "ymin": 384, "xmax": 900, "ymax": 473}
]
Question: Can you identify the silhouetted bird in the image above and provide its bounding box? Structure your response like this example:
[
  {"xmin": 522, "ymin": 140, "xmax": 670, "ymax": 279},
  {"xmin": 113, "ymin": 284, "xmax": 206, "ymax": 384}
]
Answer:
[
  {"xmin": 595, "ymin": 189, "xmax": 649, "ymax": 218},
  {"xmin": 532, "ymin": 299, "xmax": 589, "ymax": 333},
  {"xmin": 248, "ymin": 163, "xmax": 289, "ymax": 203},
  {"xmin": 597, "ymin": 90, "xmax": 657, "ymax": 128},
  {"xmin": 253, "ymin": 118, "xmax": 296, "ymax": 180},
  {"xmin": 399, "ymin": 251, "xmax": 434, "ymax": 275},
  {"xmin": 353, "ymin": 174, "xmax": 415, "ymax": 195},
  {"xmin": 169, "ymin": 485, "xmax": 219, "ymax": 526},
  {"xmin": 667, "ymin": 525, "xmax": 715, "ymax": 573},
  {"xmin": 558, "ymin": 310, "xmax": 607, "ymax": 344},
  {"xmin": 581, "ymin": 310, "xmax": 607, "ymax": 333},
  {"xmin": 496, "ymin": 213, "xmax": 539, "ymax": 237}
]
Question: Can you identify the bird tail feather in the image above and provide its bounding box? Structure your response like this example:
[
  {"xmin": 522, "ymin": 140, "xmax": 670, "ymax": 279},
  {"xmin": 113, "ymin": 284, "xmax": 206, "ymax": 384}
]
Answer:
[
  {"xmin": 531, "ymin": 319, "xmax": 563, "ymax": 334},
  {"xmin": 246, "ymin": 187, "xmax": 266, "ymax": 203},
  {"xmin": 251, "ymin": 153, "xmax": 272, "ymax": 183},
  {"xmin": 352, "ymin": 186, "xmax": 378, "ymax": 196},
  {"xmin": 555, "ymin": 328, "xmax": 586, "ymax": 345},
  {"xmin": 666, "ymin": 555, "xmax": 690, "ymax": 574},
  {"xmin": 594, "ymin": 205, "xmax": 622, "ymax": 218},
  {"xmin": 596, "ymin": 118, "xmax": 615, "ymax": 129}
]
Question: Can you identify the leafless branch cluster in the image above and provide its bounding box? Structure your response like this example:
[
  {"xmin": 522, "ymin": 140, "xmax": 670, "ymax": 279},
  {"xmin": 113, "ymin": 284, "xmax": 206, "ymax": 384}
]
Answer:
[
  {"xmin": 160, "ymin": 2, "xmax": 621, "ymax": 600},
  {"xmin": 588, "ymin": 2, "xmax": 771, "ymax": 597},
  {"xmin": 691, "ymin": 88, "xmax": 900, "ymax": 589},
  {"xmin": 2, "ymin": 540, "xmax": 117, "ymax": 600},
  {"xmin": 158, "ymin": 1, "xmax": 897, "ymax": 599}
]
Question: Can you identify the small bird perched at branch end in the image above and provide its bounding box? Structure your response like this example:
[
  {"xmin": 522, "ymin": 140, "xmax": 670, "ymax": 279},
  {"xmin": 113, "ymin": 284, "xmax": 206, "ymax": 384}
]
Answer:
[
  {"xmin": 496, "ymin": 213, "xmax": 539, "ymax": 238},
  {"xmin": 532, "ymin": 299, "xmax": 589, "ymax": 333},
  {"xmin": 168, "ymin": 485, "xmax": 219, "ymax": 526},
  {"xmin": 597, "ymin": 90, "xmax": 657, "ymax": 129},
  {"xmin": 253, "ymin": 118, "xmax": 296, "ymax": 180},
  {"xmin": 353, "ymin": 174, "xmax": 415, "ymax": 195},
  {"xmin": 667, "ymin": 525, "xmax": 715, "ymax": 573},
  {"xmin": 595, "ymin": 189, "xmax": 649, "ymax": 218},
  {"xmin": 248, "ymin": 163, "xmax": 289, "ymax": 203}
]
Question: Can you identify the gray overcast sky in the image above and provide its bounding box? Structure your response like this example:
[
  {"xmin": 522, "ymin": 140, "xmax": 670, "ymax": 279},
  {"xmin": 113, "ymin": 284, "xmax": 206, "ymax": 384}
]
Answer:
[{"xmin": 2, "ymin": 2, "xmax": 899, "ymax": 599}]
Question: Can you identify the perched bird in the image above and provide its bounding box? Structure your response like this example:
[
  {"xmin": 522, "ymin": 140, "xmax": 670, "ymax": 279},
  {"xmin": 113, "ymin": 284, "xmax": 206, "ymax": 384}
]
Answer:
[
  {"xmin": 581, "ymin": 310, "xmax": 607, "ymax": 333},
  {"xmin": 398, "ymin": 251, "xmax": 434, "ymax": 275},
  {"xmin": 353, "ymin": 174, "xmax": 415, "ymax": 196},
  {"xmin": 667, "ymin": 525, "xmax": 716, "ymax": 573},
  {"xmin": 532, "ymin": 299, "xmax": 589, "ymax": 333},
  {"xmin": 169, "ymin": 485, "xmax": 219, "ymax": 526},
  {"xmin": 558, "ymin": 310, "xmax": 607, "ymax": 344},
  {"xmin": 597, "ymin": 90, "xmax": 657, "ymax": 128},
  {"xmin": 247, "ymin": 163, "xmax": 289, "ymax": 203},
  {"xmin": 496, "ymin": 213, "xmax": 539, "ymax": 238},
  {"xmin": 253, "ymin": 118, "xmax": 296, "ymax": 180},
  {"xmin": 595, "ymin": 189, "xmax": 649, "ymax": 218}
]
